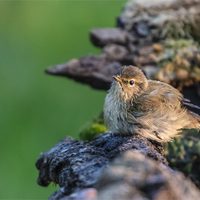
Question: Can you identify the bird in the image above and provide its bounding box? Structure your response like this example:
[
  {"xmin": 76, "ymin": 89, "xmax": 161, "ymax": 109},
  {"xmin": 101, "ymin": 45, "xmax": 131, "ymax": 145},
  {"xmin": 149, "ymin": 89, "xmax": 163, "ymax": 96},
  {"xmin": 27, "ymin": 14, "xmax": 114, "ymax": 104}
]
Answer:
[{"xmin": 104, "ymin": 65, "xmax": 200, "ymax": 142}]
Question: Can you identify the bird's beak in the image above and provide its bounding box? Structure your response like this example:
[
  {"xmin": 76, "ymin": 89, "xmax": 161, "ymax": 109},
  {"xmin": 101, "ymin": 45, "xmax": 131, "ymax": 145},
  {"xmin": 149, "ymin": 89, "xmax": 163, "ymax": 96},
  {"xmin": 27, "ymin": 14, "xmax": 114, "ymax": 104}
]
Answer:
[{"xmin": 113, "ymin": 76, "xmax": 122, "ymax": 83}]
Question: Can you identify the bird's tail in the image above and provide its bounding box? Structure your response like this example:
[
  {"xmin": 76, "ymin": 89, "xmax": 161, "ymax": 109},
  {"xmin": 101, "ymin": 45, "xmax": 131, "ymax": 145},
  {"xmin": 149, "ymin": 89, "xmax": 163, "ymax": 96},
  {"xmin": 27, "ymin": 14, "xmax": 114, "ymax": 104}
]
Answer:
[
  {"xmin": 182, "ymin": 98, "xmax": 200, "ymax": 130},
  {"xmin": 186, "ymin": 111, "xmax": 200, "ymax": 130}
]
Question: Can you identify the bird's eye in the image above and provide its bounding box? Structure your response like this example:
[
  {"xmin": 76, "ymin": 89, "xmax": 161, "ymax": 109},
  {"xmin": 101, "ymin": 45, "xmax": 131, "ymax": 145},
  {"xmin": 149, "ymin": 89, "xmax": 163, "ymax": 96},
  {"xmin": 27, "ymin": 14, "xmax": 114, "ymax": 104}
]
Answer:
[{"xmin": 129, "ymin": 80, "xmax": 134, "ymax": 86}]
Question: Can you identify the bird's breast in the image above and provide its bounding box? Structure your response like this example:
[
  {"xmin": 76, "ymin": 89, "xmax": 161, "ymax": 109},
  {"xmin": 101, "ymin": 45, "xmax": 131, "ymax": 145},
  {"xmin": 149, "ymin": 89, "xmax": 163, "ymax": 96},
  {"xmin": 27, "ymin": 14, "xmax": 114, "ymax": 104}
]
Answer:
[{"xmin": 104, "ymin": 93, "xmax": 127, "ymax": 133}]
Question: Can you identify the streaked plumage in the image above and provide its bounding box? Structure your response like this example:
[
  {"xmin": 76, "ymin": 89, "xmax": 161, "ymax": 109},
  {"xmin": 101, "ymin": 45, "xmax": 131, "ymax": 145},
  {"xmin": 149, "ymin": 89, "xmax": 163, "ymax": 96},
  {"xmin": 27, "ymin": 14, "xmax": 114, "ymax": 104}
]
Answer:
[{"xmin": 104, "ymin": 66, "xmax": 200, "ymax": 142}]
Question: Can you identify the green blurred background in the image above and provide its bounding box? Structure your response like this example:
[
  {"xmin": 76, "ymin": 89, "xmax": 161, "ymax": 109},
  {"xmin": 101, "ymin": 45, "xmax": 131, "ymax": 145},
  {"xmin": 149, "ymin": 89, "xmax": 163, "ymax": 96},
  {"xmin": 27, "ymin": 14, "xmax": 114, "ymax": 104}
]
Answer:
[{"xmin": 0, "ymin": 1, "xmax": 126, "ymax": 199}]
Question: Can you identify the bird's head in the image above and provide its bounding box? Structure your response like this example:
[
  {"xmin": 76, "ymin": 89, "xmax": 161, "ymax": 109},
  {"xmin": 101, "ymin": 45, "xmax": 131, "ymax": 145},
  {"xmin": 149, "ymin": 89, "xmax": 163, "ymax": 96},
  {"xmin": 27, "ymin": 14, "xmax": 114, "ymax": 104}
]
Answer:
[{"xmin": 111, "ymin": 66, "xmax": 148, "ymax": 101}]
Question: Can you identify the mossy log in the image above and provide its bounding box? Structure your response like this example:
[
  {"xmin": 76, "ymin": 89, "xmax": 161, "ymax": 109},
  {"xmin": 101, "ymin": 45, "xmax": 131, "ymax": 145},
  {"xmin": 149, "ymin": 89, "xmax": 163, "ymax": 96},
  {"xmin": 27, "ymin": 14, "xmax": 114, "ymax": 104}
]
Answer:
[
  {"xmin": 36, "ymin": 135, "xmax": 200, "ymax": 199},
  {"xmin": 36, "ymin": 133, "xmax": 168, "ymax": 199}
]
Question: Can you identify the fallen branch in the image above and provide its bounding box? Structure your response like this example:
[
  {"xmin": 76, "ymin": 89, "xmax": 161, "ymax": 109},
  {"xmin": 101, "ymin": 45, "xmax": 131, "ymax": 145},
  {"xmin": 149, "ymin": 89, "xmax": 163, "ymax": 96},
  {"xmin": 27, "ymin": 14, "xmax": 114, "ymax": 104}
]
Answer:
[{"xmin": 36, "ymin": 133, "xmax": 167, "ymax": 199}]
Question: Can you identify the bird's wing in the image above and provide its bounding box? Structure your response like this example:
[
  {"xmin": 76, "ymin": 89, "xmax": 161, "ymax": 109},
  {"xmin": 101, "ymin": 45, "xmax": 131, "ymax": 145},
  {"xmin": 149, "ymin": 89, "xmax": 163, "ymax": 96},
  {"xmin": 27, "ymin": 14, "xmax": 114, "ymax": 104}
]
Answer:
[
  {"xmin": 128, "ymin": 81, "xmax": 200, "ymax": 124},
  {"xmin": 127, "ymin": 80, "xmax": 200, "ymax": 142},
  {"xmin": 127, "ymin": 84, "xmax": 183, "ymax": 142},
  {"xmin": 130, "ymin": 81, "xmax": 183, "ymax": 114}
]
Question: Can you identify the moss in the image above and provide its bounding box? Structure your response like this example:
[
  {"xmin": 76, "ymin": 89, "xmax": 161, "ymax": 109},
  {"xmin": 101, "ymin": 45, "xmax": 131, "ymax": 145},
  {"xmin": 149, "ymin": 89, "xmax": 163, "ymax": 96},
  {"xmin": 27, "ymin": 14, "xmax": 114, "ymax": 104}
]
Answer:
[
  {"xmin": 79, "ymin": 113, "xmax": 107, "ymax": 141},
  {"xmin": 150, "ymin": 39, "xmax": 200, "ymax": 90},
  {"xmin": 164, "ymin": 39, "xmax": 196, "ymax": 49},
  {"xmin": 164, "ymin": 129, "xmax": 200, "ymax": 188}
]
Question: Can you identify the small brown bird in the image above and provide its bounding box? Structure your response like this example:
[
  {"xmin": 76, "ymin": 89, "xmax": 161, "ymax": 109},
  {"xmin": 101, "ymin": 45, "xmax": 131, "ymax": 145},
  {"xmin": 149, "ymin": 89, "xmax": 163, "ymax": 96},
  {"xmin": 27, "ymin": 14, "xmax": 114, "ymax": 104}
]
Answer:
[{"xmin": 104, "ymin": 66, "xmax": 200, "ymax": 142}]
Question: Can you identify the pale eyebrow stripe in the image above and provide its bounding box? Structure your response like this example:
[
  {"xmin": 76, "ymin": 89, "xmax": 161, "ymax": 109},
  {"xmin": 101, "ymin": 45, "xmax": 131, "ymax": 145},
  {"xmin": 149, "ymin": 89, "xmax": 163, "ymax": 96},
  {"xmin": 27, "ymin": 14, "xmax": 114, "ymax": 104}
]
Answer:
[{"xmin": 122, "ymin": 78, "xmax": 135, "ymax": 82}]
